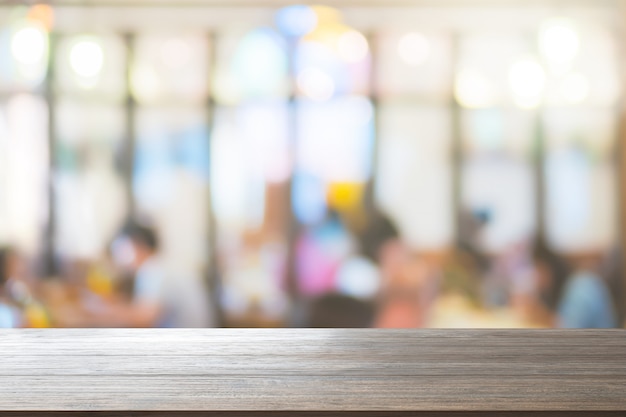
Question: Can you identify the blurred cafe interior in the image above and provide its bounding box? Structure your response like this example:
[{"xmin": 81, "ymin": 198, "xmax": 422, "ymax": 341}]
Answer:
[{"xmin": 0, "ymin": 0, "xmax": 625, "ymax": 328}]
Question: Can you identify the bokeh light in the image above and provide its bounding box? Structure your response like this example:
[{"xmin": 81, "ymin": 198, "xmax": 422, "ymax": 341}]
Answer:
[
  {"xmin": 11, "ymin": 22, "xmax": 47, "ymax": 65},
  {"xmin": 0, "ymin": 2, "xmax": 624, "ymax": 331},
  {"xmin": 509, "ymin": 58, "xmax": 546, "ymax": 108},
  {"xmin": 69, "ymin": 37, "xmax": 104, "ymax": 79},
  {"xmin": 275, "ymin": 5, "xmax": 317, "ymax": 37},
  {"xmin": 131, "ymin": 64, "xmax": 160, "ymax": 101},
  {"xmin": 298, "ymin": 67, "xmax": 335, "ymax": 101},
  {"xmin": 540, "ymin": 18, "xmax": 579, "ymax": 65},
  {"xmin": 397, "ymin": 32, "xmax": 431, "ymax": 66},
  {"xmin": 295, "ymin": 40, "xmax": 348, "ymax": 94},
  {"xmin": 455, "ymin": 69, "xmax": 497, "ymax": 108},
  {"xmin": 336, "ymin": 256, "xmax": 381, "ymax": 299},
  {"xmin": 232, "ymin": 28, "xmax": 288, "ymax": 97},
  {"xmin": 327, "ymin": 182, "xmax": 364, "ymax": 211},
  {"xmin": 337, "ymin": 30, "xmax": 368, "ymax": 63}
]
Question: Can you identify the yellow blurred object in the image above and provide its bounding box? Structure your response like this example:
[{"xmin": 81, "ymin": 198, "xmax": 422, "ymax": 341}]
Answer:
[
  {"xmin": 327, "ymin": 182, "xmax": 364, "ymax": 211},
  {"xmin": 87, "ymin": 266, "xmax": 114, "ymax": 297},
  {"xmin": 311, "ymin": 5, "xmax": 341, "ymax": 24},
  {"xmin": 304, "ymin": 5, "xmax": 351, "ymax": 50},
  {"xmin": 428, "ymin": 293, "xmax": 546, "ymax": 329},
  {"xmin": 24, "ymin": 302, "xmax": 50, "ymax": 328},
  {"xmin": 305, "ymin": 22, "xmax": 350, "ymax": 47}
]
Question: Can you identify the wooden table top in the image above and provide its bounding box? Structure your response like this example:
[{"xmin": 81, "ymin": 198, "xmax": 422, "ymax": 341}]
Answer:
[{"xmin": 0, "ymin": 329, "xmax": 625, "ymax": 416}]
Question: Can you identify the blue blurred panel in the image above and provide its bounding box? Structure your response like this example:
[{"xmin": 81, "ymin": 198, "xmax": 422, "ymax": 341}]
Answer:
[
  {"xmin": 174, "ymin": 125, "xmax": 211, "ymax": 181},
  {"xmin": 134, "ymin": 123, "xmax": 210, "ymax": 208},
  {"xmin": 545, "ymin": 146, "xmax": 591, "ymax": 249},
  {"xmin": 292, "ymin": 171, "xmax": 327, "ymax": 225},
  {"xmin": 134, "ymin": 132, "xmax": 172, "ymax": 177},
  {"xmin": 274, "ymin": 5, "xmax": 317, "ymax": 38}
]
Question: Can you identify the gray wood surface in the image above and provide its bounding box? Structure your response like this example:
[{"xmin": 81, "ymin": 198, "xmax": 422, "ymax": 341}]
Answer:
[{"xmin": 0, "ymin": 329, "xmax": 624, "ymax": 412}]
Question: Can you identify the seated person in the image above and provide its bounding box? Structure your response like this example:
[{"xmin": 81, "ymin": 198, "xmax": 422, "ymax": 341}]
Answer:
[
  {"xmin": 558, "ymin": 268, "xmax": 616, "ymax": 328},
  {"xmin": 92, "ymin": 222, "xmax": 211, "ymax": 327}
]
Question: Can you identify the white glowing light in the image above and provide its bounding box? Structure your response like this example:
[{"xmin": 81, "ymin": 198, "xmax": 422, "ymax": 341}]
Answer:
[
  {"xmin": 160, "ymin": 38, "xmax": 192, "ymax": 69},
  {"xmin": 455, "ymin": 69, "xmax": 496, "ymax": 108},
  {"xmin": 559, "ymin": 73, "xmax": 589, "ymax": 104},
  {"xmin": 397, "ymin": 32, "xmax": 430, "ymax": 66},
  {"xmin": 336, "ymin": 256, "xmax": 381, "ymax": 299},
  {"xmin": 298, "ymin": 67, "xmax": 335, "ymax": 101},
  {"xmin": 69, "ymin": 38, "xmax": 104, "ymax": 78},
  {"xmin": 509, "ymin": 58, "xmax": 546, "ymax": 108},
  {"xmin": 11, "ymin": 24, "xmax": 47, "ymax": 65},
  {"xmin": 540, "ymin": 19, "xmax": 579, "ymax": 64},
  {"xmin": 233, "ymin": 29, "xmax": 288, "ymax": 96},
  {"xmin": 337, "ymin": 30, "xmax": 368, "ymax": 63},
  {"xmin": 131, "ymin": 65, "xmax": 161, "ymax": 102}
]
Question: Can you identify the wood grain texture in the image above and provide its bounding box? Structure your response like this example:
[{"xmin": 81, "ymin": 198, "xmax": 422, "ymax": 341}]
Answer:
[
  {"xmin": 0, "ymin": 329, "xmax": 624, "ymax": 413},
  {"xmin": 1, "ymin": 413, "xmax": 625, "ymax": 417}
]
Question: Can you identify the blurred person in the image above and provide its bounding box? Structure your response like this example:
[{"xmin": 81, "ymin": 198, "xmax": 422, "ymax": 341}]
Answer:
[
  {"xmin": 353, "ymin": 209, "xmax": 436, "ymax": 328},
  {"xmin": 92, "ymin": 222, "xmax": 211, "ymax": 327},
  {"xmin": 358, "ymin": 208, "xmax": 399, "ymax": 264},
  {"xmin": 523, "ymin": 242, "xmax": 572, "ymax": 327},
  {"xmin": 557, "ymin": 255, "xmax": 616, "ymax": 328},
  {"xmin": 308, "ymin": 293, "xmax": 375, "ymax": 328},
  {"xmin": 376, "ymin": 255, "xmax": 439, "ymax": 328},
  {"xmin": 532, "ymin": 242, "xmax": 571, "ymax": 313}
]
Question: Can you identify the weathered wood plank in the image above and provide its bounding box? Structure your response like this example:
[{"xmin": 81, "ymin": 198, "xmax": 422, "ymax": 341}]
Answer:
[{"xmin": 0, "ymin": 329, "xmax": 624, "ymax": 413}]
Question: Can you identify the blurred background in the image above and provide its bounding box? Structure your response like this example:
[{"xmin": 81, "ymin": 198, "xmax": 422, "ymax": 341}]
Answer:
[{"xmin": 0, "ymin": 0, "xmax": 625, "ymax": 328}]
